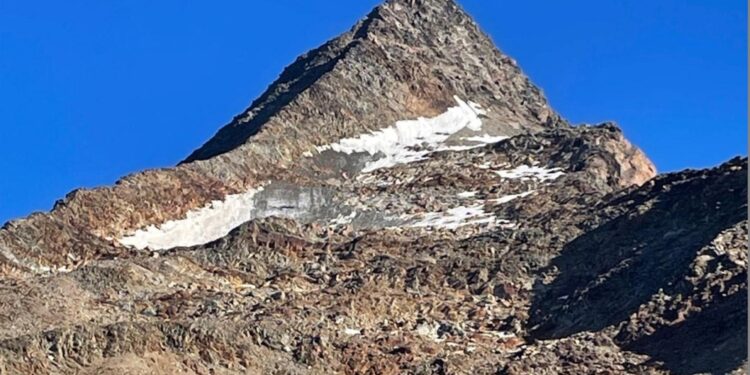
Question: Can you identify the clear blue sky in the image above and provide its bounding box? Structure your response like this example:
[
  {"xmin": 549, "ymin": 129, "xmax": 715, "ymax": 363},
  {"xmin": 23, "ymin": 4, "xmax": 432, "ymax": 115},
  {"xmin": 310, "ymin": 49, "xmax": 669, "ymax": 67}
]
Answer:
[{"xmin": 0, "ymin": 1, "xmax": 746, "ymax": 223}]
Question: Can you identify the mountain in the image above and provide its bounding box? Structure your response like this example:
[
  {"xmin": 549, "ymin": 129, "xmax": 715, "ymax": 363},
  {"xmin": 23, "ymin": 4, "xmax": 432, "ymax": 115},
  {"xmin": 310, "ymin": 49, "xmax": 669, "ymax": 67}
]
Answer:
[
  {"xmin": 0, "ymin": 0, "xmax": 745, "ymax": 374},
  {"xmin": 183, "ymin": 0, "xmax": 559, "ymax": 164},
  {"xmin": 0, "ymin": 0, "xmax": 561, "ymax": 271}
]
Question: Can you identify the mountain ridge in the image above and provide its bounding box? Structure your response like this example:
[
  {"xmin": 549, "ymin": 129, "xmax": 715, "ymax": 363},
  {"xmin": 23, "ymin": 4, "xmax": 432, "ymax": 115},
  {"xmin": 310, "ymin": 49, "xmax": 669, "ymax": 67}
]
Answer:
[
  {"xmin": 0, "ymin": 1, "xmax": 744, "ymax": 373},
  {"xmin": 184, "ymin": 0, "xmax": 562, "ymax": 163},
  {"xmin": 0, "ymin": 0, "xmax": 568, "ymax": 273}
]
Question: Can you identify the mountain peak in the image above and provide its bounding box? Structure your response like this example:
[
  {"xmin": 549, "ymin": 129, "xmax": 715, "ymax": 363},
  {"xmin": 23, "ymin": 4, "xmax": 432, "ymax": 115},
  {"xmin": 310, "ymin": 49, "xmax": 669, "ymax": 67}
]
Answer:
[
  {"xmin": 183, "ymin": 0, "xmax": 560, "ymax": 163},
  {"xmin": 1, "ymin": 0, "xmax": 570, "ymax": 272},
  {"xmin": 0, "ymin": 3, "xmax": 743, "ymax": 373}
]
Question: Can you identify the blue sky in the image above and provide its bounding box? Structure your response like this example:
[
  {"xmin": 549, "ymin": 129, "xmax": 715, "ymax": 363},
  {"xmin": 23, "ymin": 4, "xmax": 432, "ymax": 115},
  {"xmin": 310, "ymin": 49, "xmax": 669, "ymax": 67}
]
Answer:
[{"xmin": 0, "ymin": 0, "xmax": 746, "ymax": 223}]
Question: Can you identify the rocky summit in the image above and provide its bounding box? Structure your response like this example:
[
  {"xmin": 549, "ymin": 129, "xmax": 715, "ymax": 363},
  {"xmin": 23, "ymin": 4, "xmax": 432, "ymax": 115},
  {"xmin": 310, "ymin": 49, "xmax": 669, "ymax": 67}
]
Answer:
[{"xmin": 0, "ymin": 0, "xmax": 746, "ymax": 374}]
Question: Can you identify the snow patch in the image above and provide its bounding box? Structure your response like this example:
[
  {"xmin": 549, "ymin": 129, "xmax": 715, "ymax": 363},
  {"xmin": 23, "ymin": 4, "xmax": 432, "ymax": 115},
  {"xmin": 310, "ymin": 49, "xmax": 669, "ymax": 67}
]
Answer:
[
  {"xmin": 436, "ymin": 144, "xmax": 478, "ymax": 152},
  {"xmin": 330, "ymin": 211, "xmax": 357, "ymax": 225},
  {"xmin": 415, "ymin": 322, "xmax": 444, "ymax": 342},
  {"xmin": 409, "ymin": 204, "xmax": 496, "ymax": 229},
  {"xmin": 463, "ymin": 134, "xmax": 509, "ymax": 144},
  {"xmin": 489, "ymin": 191, "xmax": 535, "ymax": 204},
  {"xmin": 457, "ymin": 191, "xmax": 477, "ymax": 198},
  {"xmin": 436, "ymin": 134, "xmax": 508, "ymax": 152},
  {"xmin": 343, "ymin": 328, "xmax": 361, "ymax": 336},
  {"xmin": 317, "ymin": 96, "xmax": 486, "ymax": 172},
  {"xmin": 495, "ymin": 165, "xmax": 564, "ymax": 181},
  {"xmin": 119, "ymin": 187, "xmax": 265, "ymax": 250}
]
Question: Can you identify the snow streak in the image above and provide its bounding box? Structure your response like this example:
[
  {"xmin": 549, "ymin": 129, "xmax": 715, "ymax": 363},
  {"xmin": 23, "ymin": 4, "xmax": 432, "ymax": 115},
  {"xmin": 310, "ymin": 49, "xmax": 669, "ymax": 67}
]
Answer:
[
  {"xmin": 494, "ymin": 165, "xmax": 564, "ymax": 181},
  {"xmin": 119, "ymin": 187, "xmax": 265, "ymax": 250},
  {"xmin": 317, "ymin": 96, "xmax": 487, "ymax": 172}
]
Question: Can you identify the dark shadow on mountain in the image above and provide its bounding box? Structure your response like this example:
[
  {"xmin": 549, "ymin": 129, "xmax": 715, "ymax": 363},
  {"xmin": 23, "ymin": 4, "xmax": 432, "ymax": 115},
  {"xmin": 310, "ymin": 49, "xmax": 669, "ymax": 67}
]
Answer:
[
  {"xmin": 624, "ymin": 281, "xmax": 747, "ymax": 375},
  {"xmin": 182, "ymin": 9, "xmax": 383, "ymax": 163},
  {"xmin": 182, "ymin": 42, "xmax": 354, "ymax": 163},
  {"xmin": 527, "ymin": 160, "xmax": 747, "ymax": 373}
]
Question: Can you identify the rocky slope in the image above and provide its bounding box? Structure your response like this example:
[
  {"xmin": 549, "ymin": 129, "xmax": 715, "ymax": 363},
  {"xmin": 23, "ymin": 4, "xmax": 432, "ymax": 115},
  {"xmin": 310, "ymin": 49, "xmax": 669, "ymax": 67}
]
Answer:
[
  {"xmin": 0, "ymin": 0, "xmax": 560, "ymax": 275},
  {"xmin": 0, "ymin": 0, "xmax": 745, "ymax": 374}
]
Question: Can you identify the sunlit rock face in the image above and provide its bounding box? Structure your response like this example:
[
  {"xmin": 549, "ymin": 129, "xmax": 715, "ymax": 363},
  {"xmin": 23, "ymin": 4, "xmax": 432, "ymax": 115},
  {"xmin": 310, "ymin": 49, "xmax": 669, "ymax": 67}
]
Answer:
[{"xmin": 0, "ymin": 0, "xmax": 743, "ymax": 374}]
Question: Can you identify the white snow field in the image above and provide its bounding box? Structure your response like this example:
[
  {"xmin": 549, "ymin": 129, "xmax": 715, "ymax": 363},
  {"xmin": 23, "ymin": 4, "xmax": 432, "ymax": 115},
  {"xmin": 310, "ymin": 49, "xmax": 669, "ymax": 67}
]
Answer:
[
  {"xmin": 489, "ymin": 191, "xmax": 535, "ymax": 204},
  {"xmin": 457, "ymin": 191, "xmax": 478, "ymax": 198},
  {"xmin": 117, "ymin": 97, "xmax": 514, "ymax": 249},
  {"xmin": 406, "ymin": 189, "xmax": 535, "ymax": 230},
  {"xmin": 495, "ymin": 165, "xmax": 565, "ymax": 181},
  {"xmin": 438, "ymin": 134, "xmax": 509, "ymax": 152},
  {"xmin": 317, "ymin": 96, "xmax": 488, "ymax": 172},
  {"xmin": 409, "ymin": 204, "xmax": 496, "ymax": 229},
  {"xmin": 119, "ymin": 187, "xmax": 265, "ymax": 250},
  {"xmin": 463, "ymin": 134, "xmax": 508, "ymax": 144},
  {"xmin": 329, "ymin": 211, "xmax": 357, "ymax": 225}
]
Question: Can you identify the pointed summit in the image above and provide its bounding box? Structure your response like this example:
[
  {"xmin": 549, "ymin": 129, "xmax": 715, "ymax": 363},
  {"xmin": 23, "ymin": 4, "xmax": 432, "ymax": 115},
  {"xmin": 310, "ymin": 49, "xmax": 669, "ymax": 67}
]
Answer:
[
  {"xmin": 184, "ymin": 0, "xmax": 561, "ymax": 163},
  {"xmin": 0, "ymin": 3, "xmax": 743, "ymax": 373},
  {"xmin": 0, "ymin": 0, "xmax": 571, "ymax": 273}
]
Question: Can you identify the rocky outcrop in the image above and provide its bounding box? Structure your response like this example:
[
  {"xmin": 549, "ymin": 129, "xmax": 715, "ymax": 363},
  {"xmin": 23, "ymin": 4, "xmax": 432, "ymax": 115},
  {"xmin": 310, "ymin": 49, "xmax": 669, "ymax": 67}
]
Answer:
[
  {"xmin": 0, "ymin": 0, "xmax": 743, "ymax": 373},
  {"xmin": 184, "ymin": 0, "xmax": 560, "ymax": 164},
  {"xmin": 528, "ymin": 157, "xmax": 747, "ymax": 374},
  {"xmin": 0, "ymin": 0, "xmax": 564, "ymax": 275},
  {"xmin": 0, "ymin": 126, "xmax": 740, "ymax": 374}
]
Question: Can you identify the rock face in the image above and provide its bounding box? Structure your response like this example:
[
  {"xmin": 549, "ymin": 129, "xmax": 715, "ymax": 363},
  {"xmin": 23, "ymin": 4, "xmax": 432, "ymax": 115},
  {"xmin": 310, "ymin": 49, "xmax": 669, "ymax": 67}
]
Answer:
[
  {"xmin": 0, "ymin": 0, "xmax": 745, "ymax": 374},
  {"xmin": 183, "ymin": 0, "xmax": 559, "ymax": 164},
  {"xmin": 527, "ymin": 157, "xmax": 747, "ymax": 374},
  {"xmin": 0, "ymin": 0, "xmax": 562, "ymax": 273}
]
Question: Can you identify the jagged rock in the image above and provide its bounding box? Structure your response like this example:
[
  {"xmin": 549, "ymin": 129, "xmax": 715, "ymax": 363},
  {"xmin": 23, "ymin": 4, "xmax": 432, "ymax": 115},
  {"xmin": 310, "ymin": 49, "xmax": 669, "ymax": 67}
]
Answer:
[{"xmin": 0, "ymin": 0, "xmax": 744, "ymax": 374}]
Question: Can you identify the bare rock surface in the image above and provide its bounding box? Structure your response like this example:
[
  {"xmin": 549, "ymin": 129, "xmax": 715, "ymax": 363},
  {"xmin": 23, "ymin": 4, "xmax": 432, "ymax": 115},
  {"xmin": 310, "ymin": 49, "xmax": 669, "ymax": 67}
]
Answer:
[
  {"xmin": 0, "ymin": 0, "xmax": 561, "ymax": 274},
  {"xmin": 0, "ymin": 0, "xmax": 745, "ymax": 374}
]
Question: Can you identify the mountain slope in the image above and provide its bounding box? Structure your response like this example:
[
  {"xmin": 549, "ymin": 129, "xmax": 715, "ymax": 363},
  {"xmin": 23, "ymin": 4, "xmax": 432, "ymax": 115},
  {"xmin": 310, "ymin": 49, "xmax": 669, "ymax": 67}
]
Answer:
[
  {"xmin": 0, "ymin": 132, "xmax": 742, "ymax": 374},
  {"xmin": 527, "ymin": 157, "xmax": 747, "ymax": 374},
  {"xmin": 0, "ymin": 124, "xmax": 662, "ymax": 374},
  {"xmin": 184, "ymin": 0, "xmax": 560, "ymax": 163},
  {"xmin": 0, "ymin": 0, "xmax": 745, "ymax": 374},
  {"xmin": 0, "ymin": 0, "xmax": 562, "ymax": 275}
]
